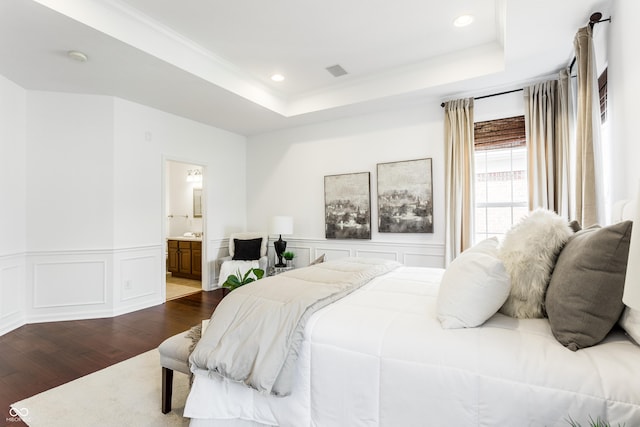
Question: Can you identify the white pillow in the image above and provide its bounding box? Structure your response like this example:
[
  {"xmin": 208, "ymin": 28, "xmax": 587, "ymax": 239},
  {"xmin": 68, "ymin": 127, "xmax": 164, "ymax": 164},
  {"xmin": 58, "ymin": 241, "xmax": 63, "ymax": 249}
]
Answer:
[
  {"xmin": 620, "ymin": 306, "xmax": 640, "ymax": 345},
  {"xmin": 437, "ymin": 238, "xmax": 511, "ymax": 329}
]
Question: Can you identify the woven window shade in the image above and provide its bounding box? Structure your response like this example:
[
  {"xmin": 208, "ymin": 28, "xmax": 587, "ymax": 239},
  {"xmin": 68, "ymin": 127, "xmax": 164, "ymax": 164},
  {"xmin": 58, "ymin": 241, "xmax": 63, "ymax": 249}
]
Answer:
[{"xmin": 474, "ymin": 115, "xmax": 525, "ymax": 151}]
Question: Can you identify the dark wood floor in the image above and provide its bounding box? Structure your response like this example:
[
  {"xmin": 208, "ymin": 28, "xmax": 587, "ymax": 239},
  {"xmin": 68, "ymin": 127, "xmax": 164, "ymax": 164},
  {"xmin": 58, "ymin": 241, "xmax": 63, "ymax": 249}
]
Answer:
[{"xmin": 0, "ymin": 289, "xmax": 224, "ymax": 426}]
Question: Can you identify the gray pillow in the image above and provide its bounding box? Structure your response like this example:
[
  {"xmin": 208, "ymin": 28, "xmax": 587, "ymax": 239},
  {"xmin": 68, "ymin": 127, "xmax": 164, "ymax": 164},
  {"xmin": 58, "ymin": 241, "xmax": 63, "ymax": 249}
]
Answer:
[{"xmin": 546, "ymin": 221, "xmax": 633, "ymax": 351}]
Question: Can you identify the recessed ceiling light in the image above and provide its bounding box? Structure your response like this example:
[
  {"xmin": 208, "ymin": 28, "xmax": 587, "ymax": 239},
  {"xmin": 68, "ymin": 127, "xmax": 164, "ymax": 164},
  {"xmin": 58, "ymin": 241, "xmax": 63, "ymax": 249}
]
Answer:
[
  {"xmin": 453, "ymin": 14, "xmax": 474, "ymax": 27},
  {"xmin": 271, "ymin": 74, "xmax": 285, "ymax": 82},
  {"xmin": 67, "ymin": 50, "xmax": 88, "ymax": 62}
]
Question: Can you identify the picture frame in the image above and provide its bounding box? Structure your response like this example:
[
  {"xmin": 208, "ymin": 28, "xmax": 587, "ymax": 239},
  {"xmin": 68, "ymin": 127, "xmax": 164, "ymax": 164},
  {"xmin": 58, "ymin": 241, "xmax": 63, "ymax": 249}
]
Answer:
[
  {"xmin": 377, "ymin": 158, "xmax": 433, "ymax": 233},
  {"xmin": 324, "ymin": 172, "xmax": 371, "ymax": 239}
]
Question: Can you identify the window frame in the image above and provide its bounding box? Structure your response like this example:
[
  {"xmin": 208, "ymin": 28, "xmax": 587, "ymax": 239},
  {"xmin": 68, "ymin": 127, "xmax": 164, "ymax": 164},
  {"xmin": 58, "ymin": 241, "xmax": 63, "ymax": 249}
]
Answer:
[{"xmin": 473, "ymin": 116, "xmax": 527, "ymax": 243}]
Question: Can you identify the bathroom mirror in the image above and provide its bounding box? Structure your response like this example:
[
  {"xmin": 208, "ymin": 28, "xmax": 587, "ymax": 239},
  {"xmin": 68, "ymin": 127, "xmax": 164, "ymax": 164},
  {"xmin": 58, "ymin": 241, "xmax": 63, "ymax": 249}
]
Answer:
[{"xmin": 193, "ymin": 188, "xmax": 202, "ymax": 218}]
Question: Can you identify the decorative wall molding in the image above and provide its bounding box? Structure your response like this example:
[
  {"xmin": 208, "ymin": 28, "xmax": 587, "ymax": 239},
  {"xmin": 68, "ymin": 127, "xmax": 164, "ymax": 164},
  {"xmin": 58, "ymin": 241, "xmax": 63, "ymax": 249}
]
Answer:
[
  {"xmin": 115, "ymin": 246, "xmax": 163, "ymax": 309},
  {"xmin": 23, "ymin": 245, "xmax": 164, "ymax": 327},
  {"xmin": 1, "ymin": 238, "xmax": 444, "ymax": 336},
  {"xmin": 33, "ymin": 260, "xmax": 107, "ymax": 308},
  {"xmin": 0, "ymin": 253, "xmax": 26, "ymax": 336},
  {"xmin": 209, "ymin": 236, "xmax": 445, "ymax": 284},
  {"xmin": 272, "ymin": 237, "xmax": 445, "ymax": 269}
]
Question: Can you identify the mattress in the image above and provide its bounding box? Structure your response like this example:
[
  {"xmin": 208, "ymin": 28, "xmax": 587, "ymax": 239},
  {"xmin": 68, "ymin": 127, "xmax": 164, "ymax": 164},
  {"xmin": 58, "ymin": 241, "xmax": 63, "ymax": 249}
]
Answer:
[{"xmin": 184, "ymin": 266, "xmax": 640, "ymax": 426}]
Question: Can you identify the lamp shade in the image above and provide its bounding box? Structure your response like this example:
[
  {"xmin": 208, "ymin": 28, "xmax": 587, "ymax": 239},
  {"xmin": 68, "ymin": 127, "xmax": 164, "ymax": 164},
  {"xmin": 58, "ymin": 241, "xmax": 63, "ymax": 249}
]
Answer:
[
  {"xmin": 623, "ymin": 187, "xmax": 640, "ymax": 310},
  {"xmin": 271, "ymin": 216, "xmax": 293, "ymax": 235}
]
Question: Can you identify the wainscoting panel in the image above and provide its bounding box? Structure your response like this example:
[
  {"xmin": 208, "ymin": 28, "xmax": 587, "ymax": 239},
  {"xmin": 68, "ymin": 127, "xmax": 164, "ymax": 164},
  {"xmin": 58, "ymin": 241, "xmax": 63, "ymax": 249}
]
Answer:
[
  {"xmin": 26, "ymin": 246, "xmax": 165, "ymax": 323},
  {"xmin": 287, "ymin": 238, "xmax": 445, "ymax": 268},
  {"xmin": 33, "ymin": 260, "xmax": 107, "ymax": 308},
  {"xmin": 117, "ymin": 247, "xmax": 162, "ymax": 303},
  {"xmin": 355, "ymin": 249, "xmax": 399, "ymax": 261},
  {"xmin": 0, "ymin": 254, "xmax": 26, "ymax": 336},
  {"xmin": 283, "ymin": 245, "xmax": 312, "ymax": 266},
  {"xmin": 403, "ymin": 252, "xmax": 442, "ymax": 267},
  {"xmin": 314, "ymin": 247, "xmax": 353, "ymax": 262},
  {"xmin": 208, "ymin": 238, "xmax": 229, "ymax": 288},
  {"xmin": 211, "ymin": 236, "xmax": 445, "ymax": 284}
]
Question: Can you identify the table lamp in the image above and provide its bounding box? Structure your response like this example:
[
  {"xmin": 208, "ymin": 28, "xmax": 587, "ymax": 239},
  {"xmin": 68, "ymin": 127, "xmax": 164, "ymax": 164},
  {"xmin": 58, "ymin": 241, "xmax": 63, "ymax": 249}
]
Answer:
[{"xmin": 271, "ymin": 216, "xmax": 293, "ymax": 267}]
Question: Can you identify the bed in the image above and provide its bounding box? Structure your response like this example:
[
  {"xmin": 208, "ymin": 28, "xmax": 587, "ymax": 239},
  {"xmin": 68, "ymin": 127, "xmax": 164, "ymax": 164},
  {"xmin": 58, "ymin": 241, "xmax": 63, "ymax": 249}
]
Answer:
[{"xmin": 184, "ymin": 205, "xmax": 640, "ymax": 426}]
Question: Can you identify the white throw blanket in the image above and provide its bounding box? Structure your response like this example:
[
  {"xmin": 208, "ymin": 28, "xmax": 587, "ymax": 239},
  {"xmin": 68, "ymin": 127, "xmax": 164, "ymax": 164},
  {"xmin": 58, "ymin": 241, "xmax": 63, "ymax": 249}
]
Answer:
[
  {"xmin": 218, "ymin": 259, "xmax": 261, "ymax": 287},
  {"xmin": 189, "ymin": 257, "xmax": 400, "ymax": 395}
]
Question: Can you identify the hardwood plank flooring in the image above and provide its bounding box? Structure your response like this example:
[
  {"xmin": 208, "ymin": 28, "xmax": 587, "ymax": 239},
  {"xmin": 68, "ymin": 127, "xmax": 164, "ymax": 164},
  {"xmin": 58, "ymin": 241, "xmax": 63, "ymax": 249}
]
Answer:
[{"xmin": 0, "ymin": 289, "xmax": 225, "ymax": 426}]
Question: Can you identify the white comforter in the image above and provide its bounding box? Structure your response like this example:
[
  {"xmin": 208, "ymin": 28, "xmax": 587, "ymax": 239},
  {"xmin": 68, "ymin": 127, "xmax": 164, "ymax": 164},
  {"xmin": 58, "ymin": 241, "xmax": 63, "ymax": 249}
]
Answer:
[
  {"xmin": 185, "ymin": 266, "xmax": 640, "ymax": 426},
  {"xmin": 190, "ymin": 258, "xmax": 400, "ymax": 396}
]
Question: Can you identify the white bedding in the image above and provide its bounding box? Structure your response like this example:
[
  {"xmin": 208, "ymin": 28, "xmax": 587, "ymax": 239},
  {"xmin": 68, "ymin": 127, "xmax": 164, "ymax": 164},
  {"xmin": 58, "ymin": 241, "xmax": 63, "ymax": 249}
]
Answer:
[
  {"xmin": 184, "ymin": 266, "xmax": 640, "ymax": 426},
  {"xmin": 190, "ymin": 258, "xmax": 400, "ymax": 396}
]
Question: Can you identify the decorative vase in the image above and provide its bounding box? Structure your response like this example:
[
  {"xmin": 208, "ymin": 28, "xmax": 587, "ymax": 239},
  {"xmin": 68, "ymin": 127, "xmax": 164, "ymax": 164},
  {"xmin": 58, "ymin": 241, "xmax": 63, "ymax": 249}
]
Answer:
[{"xmin": 286, "ymin": 260, "xmax": 293, "ymax": 267}]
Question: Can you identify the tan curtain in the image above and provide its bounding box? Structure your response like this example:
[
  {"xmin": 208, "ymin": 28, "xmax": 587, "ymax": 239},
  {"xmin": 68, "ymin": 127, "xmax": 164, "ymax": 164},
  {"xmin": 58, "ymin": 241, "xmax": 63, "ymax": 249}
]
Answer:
[
  {"xmin": 444, "ymin": 98, "xmax": 474, "ymax": 266},
  {"xmin": 523, "ymin": 70, "xmax": 572, "ymax": 218},
  {"xmin": 555, "ymin": 69, "xmax": 573, "ymax": 219},
  {"xmin": 524, "ymin": 80, "xmax": 557, "ymax": 210},
  {"xmin": 574, "ymin": 25, "xmax": 603, "ymax": 226}
]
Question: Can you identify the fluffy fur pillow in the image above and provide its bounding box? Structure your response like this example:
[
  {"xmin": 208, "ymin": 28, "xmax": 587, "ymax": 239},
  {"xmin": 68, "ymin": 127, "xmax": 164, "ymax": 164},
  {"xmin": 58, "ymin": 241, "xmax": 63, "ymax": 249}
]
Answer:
[{"xmin": 498, "ymin": 209, "xmax": 574, "ymax": 318}]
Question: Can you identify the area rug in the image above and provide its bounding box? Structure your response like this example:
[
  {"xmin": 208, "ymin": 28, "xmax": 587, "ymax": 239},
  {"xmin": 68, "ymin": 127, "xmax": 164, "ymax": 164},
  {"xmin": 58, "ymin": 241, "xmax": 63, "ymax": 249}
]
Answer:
[
  {"xmin": 166, "ymin": 282, "xmax": 202, "ymax": 301},
  {"xmin": 11, "ymin": 350, "xmax": 190, "ymax": 427}
]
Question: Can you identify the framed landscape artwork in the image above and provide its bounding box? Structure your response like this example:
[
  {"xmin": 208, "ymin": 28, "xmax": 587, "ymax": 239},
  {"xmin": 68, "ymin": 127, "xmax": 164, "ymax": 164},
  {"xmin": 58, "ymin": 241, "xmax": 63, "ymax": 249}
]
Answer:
[
  {"xmin": 324, "ymin": 172, "xmax": 371, "ymax": 239},
  {"xmin": 377, "ymin": 158, "xmax": 433, "ymax": 233}
]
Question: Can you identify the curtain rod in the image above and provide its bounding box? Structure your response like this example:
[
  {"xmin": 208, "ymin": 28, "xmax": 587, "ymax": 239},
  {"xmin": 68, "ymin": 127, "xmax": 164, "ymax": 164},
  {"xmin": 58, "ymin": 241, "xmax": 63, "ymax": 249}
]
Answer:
[
  {"xmin": 569, "ymin": 12, "xmax": 611, "ymax": 73},
  {"xmin": 440, "ymin": 88, "xmax": 523, "ymax": 108},
  {"xmin": 441, "ymin": 12, "xmax": 610, "ymax": 108}
]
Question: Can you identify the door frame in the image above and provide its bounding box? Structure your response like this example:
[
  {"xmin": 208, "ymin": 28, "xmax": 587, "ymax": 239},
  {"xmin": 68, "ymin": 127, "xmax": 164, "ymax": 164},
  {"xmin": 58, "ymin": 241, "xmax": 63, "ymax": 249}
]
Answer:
[{"xmin": 161, "ymin": 155, "xmax": 209, "ymax": 294}]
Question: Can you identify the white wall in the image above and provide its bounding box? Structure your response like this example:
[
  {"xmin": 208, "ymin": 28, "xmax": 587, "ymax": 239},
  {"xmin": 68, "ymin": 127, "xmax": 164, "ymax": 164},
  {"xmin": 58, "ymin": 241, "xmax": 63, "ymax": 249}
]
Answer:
[
  {"xmin": 609, "ymin": 0, "xmax": 640, "ymax": 200},
  {"xmin": 25, "ymin": 92, "xmax": 117, "ymax": 322},
  {"xmin": 248, "ymin": 104, "xmax": 444, "ymax": 241},
  {"xmin": 0, "ymin": 89, "xmax": 248, "ymax": 334},
  {"xmin": 474, "ymin": 91, "xmax": 524, "ymax": 122},
  {"xmin": 247, "ymin": 103, "xmax": 444, "ymax": 268},
  {"xmin": 246, "ymin": 95, "xmax": 525, "ymax": 268},
  {"xmin": 26, "ymin": 92, "xmax": 115, "ymax": 251},
  {"xmin": 113, "ymin": 98, "xmax": 247, "ymax": 286},
  {"xmin": 0, "ymin": 75, "xmax": 27, "ymax": 335}
]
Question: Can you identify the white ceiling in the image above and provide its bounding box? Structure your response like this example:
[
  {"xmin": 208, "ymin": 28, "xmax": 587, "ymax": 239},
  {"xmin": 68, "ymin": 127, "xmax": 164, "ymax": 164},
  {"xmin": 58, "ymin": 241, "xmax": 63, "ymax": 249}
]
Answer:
[{"xmin": 0, "ymin": 0, "xmax": 611, "ymax": 136}]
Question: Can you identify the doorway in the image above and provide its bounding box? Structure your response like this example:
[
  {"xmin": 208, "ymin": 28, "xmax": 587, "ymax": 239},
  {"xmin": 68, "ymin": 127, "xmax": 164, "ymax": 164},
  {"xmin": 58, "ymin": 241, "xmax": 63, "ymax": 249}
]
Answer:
[{"xmin": 164, "ymin": 160, "xmax": 205, "ymax": 300}]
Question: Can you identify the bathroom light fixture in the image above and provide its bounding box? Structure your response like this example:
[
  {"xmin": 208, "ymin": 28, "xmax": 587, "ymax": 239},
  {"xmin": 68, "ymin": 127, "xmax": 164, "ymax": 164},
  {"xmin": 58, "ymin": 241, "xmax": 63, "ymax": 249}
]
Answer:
[
  {"xmin": 186, "ymin": 169, "xmax": 202, "ymax": 183},
  {"xmin": 67, "ymin": 50, "xmax": 88, "ymax": 62},
  {"xmin": 453, "ymin": 14, "xmax": 474, "ymax": 27},
  {"xmin": 271, "ymin": 74, "xmax": 285, "ymax": 82}
]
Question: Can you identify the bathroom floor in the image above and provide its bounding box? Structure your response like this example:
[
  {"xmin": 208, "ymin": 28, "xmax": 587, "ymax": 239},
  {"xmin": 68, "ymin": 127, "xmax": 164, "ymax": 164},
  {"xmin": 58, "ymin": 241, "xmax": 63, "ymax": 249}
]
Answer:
[{"xmin": 166, "ymin": 275, "xmax": 202, "ymax": 301}]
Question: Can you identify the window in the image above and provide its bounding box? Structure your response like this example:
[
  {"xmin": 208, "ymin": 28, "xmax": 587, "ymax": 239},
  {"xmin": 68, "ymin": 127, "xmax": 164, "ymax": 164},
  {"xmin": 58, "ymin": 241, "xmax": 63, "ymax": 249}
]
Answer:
[
  {"xmin": 598, "ymin": 67, "xmax": 608, "ymax": 123},
  {"xmin": 474, "ymin": 116, "xmax": 527, "ymax": 243}
]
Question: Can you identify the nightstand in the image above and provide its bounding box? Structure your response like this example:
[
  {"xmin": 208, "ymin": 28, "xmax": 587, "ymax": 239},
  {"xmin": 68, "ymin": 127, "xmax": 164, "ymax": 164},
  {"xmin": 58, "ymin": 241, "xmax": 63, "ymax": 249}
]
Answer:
[{"xmin": 268, "ymin": 266, "xmax": 294, "ymax": 276}]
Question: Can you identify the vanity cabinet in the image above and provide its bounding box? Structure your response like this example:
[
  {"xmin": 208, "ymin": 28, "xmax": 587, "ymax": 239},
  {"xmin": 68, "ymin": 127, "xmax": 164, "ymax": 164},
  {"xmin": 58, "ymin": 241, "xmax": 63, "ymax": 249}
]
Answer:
[{"xmin": 167, "ymin": 239, "xmax": 202, "ymax": 280}]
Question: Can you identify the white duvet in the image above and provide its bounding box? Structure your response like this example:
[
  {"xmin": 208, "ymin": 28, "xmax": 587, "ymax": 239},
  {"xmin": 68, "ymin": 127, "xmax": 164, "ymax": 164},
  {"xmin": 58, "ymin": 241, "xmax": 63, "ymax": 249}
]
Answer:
[{"xmin": 185, "ymin": 266, "xmax": 640, "ymax": 426}]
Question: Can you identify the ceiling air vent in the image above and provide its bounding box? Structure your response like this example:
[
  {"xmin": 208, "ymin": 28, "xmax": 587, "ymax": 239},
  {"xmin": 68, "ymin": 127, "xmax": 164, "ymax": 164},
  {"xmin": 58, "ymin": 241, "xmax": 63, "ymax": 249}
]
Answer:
[{"xmin": 326, "ymin": 64, "xmax": 348, "ymax": 78}]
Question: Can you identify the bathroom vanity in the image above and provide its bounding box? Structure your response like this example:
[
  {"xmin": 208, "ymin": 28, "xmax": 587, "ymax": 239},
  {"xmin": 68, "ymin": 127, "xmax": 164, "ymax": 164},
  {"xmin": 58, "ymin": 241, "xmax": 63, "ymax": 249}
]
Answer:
[{"xmin": 167, "ymin": 237, "xmax": 202, "ymax": 280}]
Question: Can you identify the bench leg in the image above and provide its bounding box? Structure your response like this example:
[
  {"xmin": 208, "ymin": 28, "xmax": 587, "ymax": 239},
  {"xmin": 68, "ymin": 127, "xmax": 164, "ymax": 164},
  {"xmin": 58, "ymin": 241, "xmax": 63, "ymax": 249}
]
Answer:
[{"xmin": 162, "ymin": 367, "xmax": 174, "ymax": 414}]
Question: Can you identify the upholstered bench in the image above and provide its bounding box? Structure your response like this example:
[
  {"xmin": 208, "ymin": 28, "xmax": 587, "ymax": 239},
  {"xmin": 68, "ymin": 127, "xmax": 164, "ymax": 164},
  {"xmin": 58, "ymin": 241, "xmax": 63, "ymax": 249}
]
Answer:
[{"xmin": 158, "ymin": 330, "xmax": 192, "ymax": 414}]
